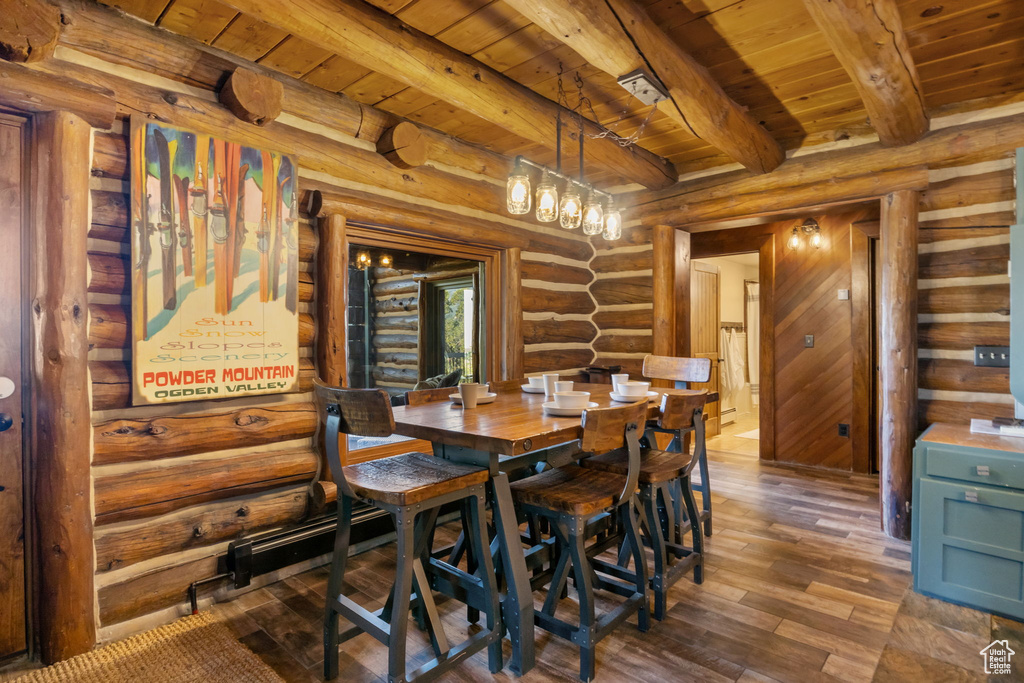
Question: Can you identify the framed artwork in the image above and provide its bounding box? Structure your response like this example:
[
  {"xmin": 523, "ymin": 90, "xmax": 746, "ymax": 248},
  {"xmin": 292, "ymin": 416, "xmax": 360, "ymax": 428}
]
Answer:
[{"xmin": 129, "ymin": 117, "xmax": 300, "ymax": 405}]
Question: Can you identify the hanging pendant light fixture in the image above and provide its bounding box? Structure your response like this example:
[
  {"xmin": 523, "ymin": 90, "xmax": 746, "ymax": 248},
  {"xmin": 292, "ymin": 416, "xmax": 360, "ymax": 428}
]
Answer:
[
  {"xmin": 535, "ymin": 170, "xmax": 558, "ymax": 222},
  {"xmin": 603, "ymin": 199, "xmax": 622, "ymax": 240},
  {"xmin": 559, "ymin": 184, "xmax": 582, "ymax": 230},
  {"xmin": 506, "ymin": 159, "xmax": 531, "ymax": 215},
  {"xmin": 582, "ymin": 191, "xmax": 604, "ymax": 235}
]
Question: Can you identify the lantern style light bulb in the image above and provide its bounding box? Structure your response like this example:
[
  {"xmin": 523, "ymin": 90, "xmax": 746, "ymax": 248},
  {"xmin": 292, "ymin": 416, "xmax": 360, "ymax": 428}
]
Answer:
[
  {"xmin": 535, "ymin": 171, "xmax": 558, "ymax": 222},
  {"xmin": 356, "ymin": 251, "xmax": 371, "ymax": 270},
  {"xmin": 582, "ymin": 191, "xmax": 604, "ymax": 235},
  {"xmin": 506, "ymin": 160, "xmax": 531, "ymax": 215},
  {"xmin": 379, "ymin": 253, "xmax": 392, "ymax": 267},
  {"xmin": 603, "ymin": 201, "xmax": 622, "ymax": 241},
  {"xmin": 559, "ymin": 185, "xmax": 582, "ymax": 230},
  {"xmin": 787, "ymin": 227, "xmax": 801, "ymax": 250},
  {"xmin": 810, "ymin": 226, "xmax": 822, "ymax": 249}
]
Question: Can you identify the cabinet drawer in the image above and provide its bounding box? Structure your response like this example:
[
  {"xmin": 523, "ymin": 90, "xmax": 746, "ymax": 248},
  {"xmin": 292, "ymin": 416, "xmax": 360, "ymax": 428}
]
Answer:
[
  {"xmin": 915, "ymin": 478, "xmax": 1024, "ymax": 619},
  {"xmin": 923, "ymin": 444, "xmax": 1024, "ymax": 490}
]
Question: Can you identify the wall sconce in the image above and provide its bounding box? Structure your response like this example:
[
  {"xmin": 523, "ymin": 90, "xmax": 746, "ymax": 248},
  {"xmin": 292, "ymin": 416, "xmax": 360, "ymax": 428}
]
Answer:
[
  {"xmin": 355, "ymin": 251, "xmax": 372, "ymax": 270},
  {"xmin": 379, "ymin": 253, "xmax": 392, "ymax": 268},
  {"xmin": 787, "ymin": 218, "xmax": 822, "ymax": 250}
]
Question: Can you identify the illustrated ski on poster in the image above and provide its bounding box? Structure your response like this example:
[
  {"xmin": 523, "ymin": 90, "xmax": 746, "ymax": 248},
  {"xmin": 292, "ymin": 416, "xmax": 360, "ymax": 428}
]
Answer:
[{"xmin": 130, "ymin": 117, "xmax": 300, "ymax": 405}]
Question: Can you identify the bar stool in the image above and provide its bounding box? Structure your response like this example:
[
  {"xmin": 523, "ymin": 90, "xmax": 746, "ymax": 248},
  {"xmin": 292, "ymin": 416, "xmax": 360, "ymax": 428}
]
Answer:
[
  {"xmin": 642, "ymin": 354, "xmax": 714, "ymax": 536},
  {"xmin": 315, "ymin": 380, "xmax": 502, "ymax": 683},
  {"xmin": 581, "ymin": 391, "xmax": 707, "ymax": 620},
  {"xmin": 509, "ymin": 401, "xmax": 650, "ymax": 682}
]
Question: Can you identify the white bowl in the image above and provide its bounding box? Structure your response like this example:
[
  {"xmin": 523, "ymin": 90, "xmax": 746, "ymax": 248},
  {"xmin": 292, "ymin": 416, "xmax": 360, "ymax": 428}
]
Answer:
[
  {"xmin": 527, "ymin": 376, "xmax": 545, "ymax": 388},
  {"xmin": 618, "ymin": 381, "xmax": 651, "ymax": 397},
  {"xmin": 553, "ymin": 390, "xmax": 590, "ymax": 409}
]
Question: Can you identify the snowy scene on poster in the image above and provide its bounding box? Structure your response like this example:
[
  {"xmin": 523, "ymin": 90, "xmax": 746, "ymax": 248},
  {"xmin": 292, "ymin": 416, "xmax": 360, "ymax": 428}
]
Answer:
[{"xmin": 130, "ymin": 118, "xmax": 300, "ymax": 405}]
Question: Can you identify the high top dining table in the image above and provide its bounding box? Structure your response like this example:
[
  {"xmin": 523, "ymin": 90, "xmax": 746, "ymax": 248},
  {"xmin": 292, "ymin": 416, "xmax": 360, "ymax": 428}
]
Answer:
[{"xmin": 390, "ymin": 382, "xmax": 716, "ymax": 675}]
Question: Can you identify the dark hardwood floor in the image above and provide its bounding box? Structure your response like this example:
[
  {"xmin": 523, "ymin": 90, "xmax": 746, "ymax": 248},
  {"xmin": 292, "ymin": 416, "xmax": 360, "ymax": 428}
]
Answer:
[{"xmin": 208, "ymin": 445, "xmax": 1019, "ymax": 682}]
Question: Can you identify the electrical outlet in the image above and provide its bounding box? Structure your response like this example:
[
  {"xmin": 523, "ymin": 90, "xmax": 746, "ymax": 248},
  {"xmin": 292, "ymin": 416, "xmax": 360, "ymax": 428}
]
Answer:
[
  {"xmin": 975, "ymin": 345, "xmax": 1010, "ymax": 367},
  {"xmin": 838, "ymin": 423, "xmax": 850, "ymax": 438},
  {"xmin": 804, "ymin": 335, "xmax": 814, "ymax": 348}
]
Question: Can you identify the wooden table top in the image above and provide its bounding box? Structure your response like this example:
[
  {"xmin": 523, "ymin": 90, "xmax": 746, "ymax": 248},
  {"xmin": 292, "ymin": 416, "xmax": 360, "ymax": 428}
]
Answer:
[
  {"xmin": 391, "ymin": 382, "xmax": 710, "ymax": 457},
  {"xmin": 921, "ymin": 422, "xmax": 1024, "ymax": 454}
]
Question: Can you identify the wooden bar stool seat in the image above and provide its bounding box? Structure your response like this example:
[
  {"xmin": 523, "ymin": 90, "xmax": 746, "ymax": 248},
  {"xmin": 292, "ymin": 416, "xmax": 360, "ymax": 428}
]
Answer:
[
  {"xmin": 509, "ymin": 401, "xmax": 650, "ymax": 682},
  {"xmin": 342, "ymin": 452, "xmax": 488, "ymax": 506},
  {"xmin": 581, "ymin": 391, "xmax": 708, "ymax": 621},
  {"xmin": 315, "ymin": 380, "xmax": 503, "ymax": 683}
]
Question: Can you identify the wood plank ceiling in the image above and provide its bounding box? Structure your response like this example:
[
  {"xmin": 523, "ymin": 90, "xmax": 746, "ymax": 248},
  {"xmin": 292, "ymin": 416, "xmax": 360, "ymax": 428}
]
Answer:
[{"xmin": 101, "ymin": 0, "xmax": 1024, "ymax": 184}]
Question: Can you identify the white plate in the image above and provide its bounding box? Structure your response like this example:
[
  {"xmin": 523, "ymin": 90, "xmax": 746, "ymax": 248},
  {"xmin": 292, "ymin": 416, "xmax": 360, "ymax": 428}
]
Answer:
[
  {"xmin": 609, "ymin": 391, "xmax": 660, "ymax": 402},
  {"xmin": 542, "ymin": 401, "xmax": 599, "ymax": 417},
  {"xmin": 521, "ymin": 384, "xmax": 546, "ymax": 393},
  {"xmin": 449, "ymin": 392, "xmax": 498, "ymax": 405}
]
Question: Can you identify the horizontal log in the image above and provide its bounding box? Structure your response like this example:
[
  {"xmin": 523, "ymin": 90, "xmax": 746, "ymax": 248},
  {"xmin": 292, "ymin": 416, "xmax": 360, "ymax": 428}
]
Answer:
[
  {"xmin": 522, "ymin": 287, "xmax": 596, "ymax": 316},
  {"xmin": 919, "ymin": 170, "xmax": 1015, "ymax": 213},
  {"xmin": 94, "ymin": 448, "xmax": 318, "ymax": 525},
  {"xmin": 591, "ymin": 225, "xmax": 652, "ymax": 250},
  {"xmin": 520, "ymin": 260, "xmax": 593, "ymax": 286},
  {"xmin": 375, "ymin": 297, "xmax": 418, "ymax": 314},
  {"xmin": 920, "ymin": 214, "xmax": 1014, "ymax": 232},
  {"xmin": 90, "ymin": 357, "xmax": 316, "ymax": 411},
  {"xmin": 919, "ymin": 399, "xmax": 1014, "ymax": 430},
  {"xmin": 372, "ymin": 280, "xmax": 418, "ymax": 297},
  {"xmin": 88, "ymin": 303, "xmax": 315, "ymax": 349},
  {"xmin": 522, "ymin": 319, "xmax": 598, "ymax": 345},
  {"xmin": 592, "ymin": 307, "xmax": 653, "ymax": 330},
  {"xmin": 374, "ymin": 314, "xmax": 418, "ymax": 332},
  {"xmin": 594, "ymin": 355, "xmax": 644, "ymax": 378},
  {"xmin": 92, "ymin": 131, "xmax": 125, "ymax": 179},
  {"xmin": 919, "ymin": 284, "xmax": 1009, "ymax": 315},
  {"xmin": 99, "ymin": 551, "xmax": 221, "ymax": 625},
  {"xmin": 589, "ymin": 250, "xmax": 652, "ymax": 273},
  {"xmin": 919, "ymin": 243, "xmax": 1009, "ymax": 280},
  {"xmin": 918, "ymin": 322, "xmax": 1009, "ymax": 350},
  {"xmin": 918, "ymin": 358, "xmax": 1009, "ymax": 394},
  {"xmin": 523, "ymin": 348, "xmax": 595, "ymax": 374},
  {"xmin": 376, "ymin": 351, "xmax": 417, "ymax": 366},
  {"xmin": 307, "ymin": 184, "xmax": 594, "ymax": 262},
  {"xmin": 87, "ymin": 251, "xmax": 128, "ymax": 296},
  {"xmin": 593, "ymin": 334, "xmax": 653, "ymax": 354},
  {"xmin": 371, "ymin": 334, "xmax": 417, "ymax": 349},
  {"xmin": 0, "ymin": 59, "xmax": 116, "ymax": 129},
  {"xmin": 93, "ymin": 403, "xmax": 317, "ymax": 464},
  {"xmin": 591, "ymin": 276, "xmax": 653, "ymax": 306},
  {"xmin": 370, "ymin": 367, "xmax": 420, "ymax": 385},
  {"xmin": 94, "ymin": 484, "xmax": 309, "ymax": 573}
]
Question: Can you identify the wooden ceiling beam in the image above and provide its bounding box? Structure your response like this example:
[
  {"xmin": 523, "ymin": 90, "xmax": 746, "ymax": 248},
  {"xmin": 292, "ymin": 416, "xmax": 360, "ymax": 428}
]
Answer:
[
  {"xmin": 219, "ymin": 0, "xmax": 678, "ymax": 190},
  {"xmin": 801, "ymin": 0, "xmax": 928, "ymax": 146},
  {"xmin": 505, "ymin": 0, "xmax": 784, "ymax": 174}
]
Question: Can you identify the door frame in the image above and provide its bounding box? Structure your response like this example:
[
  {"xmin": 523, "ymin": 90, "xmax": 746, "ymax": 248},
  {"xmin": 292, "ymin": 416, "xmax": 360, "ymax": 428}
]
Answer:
[{"xmin": 690, "ymin": 232, "xmax": 777, "ymax": 462}]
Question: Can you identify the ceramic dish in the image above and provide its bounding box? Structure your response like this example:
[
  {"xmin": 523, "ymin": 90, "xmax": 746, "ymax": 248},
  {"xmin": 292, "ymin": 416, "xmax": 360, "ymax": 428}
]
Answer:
[
  {"xmin": 521, "ymin": 385, "xmax": 546, "ymax": 393},
  {"xmin": 449, "ymin": 392, "xmax": 498, "ymax": 405},
  {"xmin": 542, "ymin": 401, "xmax": 599, "ymax": 417},
  {"xmin": 609, "ymin": 391, "xmax": 660, "ymax": 402}
]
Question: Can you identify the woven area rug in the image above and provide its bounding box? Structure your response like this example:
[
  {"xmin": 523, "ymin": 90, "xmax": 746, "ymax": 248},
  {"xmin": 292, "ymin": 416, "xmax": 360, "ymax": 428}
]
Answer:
[{"xmin": 13, "ymin": 613, "xmax": 282, "ymax": 683}]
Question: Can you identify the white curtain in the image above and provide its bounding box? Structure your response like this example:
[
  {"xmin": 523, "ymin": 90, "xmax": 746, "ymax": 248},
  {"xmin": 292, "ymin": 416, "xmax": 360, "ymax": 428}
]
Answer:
[{"xmin": 745, "ymin": 282, "xmax": 760, "ymax": 405}]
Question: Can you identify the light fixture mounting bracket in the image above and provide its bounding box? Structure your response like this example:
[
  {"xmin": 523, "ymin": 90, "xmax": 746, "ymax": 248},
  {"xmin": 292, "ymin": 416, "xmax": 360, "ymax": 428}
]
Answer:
[{"xmin": 616, "ymin": 69, "xmax": 670, "ymax": 106}]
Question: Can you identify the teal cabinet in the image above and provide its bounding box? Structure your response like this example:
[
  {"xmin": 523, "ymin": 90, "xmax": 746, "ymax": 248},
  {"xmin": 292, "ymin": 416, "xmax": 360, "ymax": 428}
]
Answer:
[{"xmin": 913, "ymin": 424, "xmax": 1024, "ymax": 619}]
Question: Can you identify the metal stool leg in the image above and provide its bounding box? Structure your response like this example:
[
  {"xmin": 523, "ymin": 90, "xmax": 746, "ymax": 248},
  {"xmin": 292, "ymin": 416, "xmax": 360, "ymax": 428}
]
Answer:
[
  {"xmin": 567, "ymin": 519, "xmax": 596, "ymax": 682},
  {"xmin": 323, "ymin": 495, "xmax": 353, "ymax": 681},
  {"xmin": 697, "ymin": 448, "xmax": 712, "ymax": 537},
  {"xmin": 465, "ymin": 492, "xmax": 504, "ymax": 673},
  {"xmin": 621, "ymin": 497, "xmax": 650, "ymax": 633},
  {"xmin": 680, "ymin": 475, "xmax": 705, "ymax": 584},
  {"xmin": 640, "ymin": 484, "xmax": 668, "ymax": 621},
  {"xmin": 389, "ymin": 509, "xmax": 416, "ymax": 683}
]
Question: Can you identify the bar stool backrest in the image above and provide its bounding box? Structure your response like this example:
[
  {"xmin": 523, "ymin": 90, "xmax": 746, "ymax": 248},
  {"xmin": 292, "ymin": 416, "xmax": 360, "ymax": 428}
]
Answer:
[
  {"xmin": 642, "ymin": 355, "xmax": 711, "ymax": 388},
  {"xmin": 313, "ymin": 378, "xmax": 395, "ymax": 499},
  {"xmin": 580, "ymin": 401, "xmax": 647, "ymax": 507},
  {"xmin": 657, "ymin": 391, "xmax": 708, "ymax": 477}
]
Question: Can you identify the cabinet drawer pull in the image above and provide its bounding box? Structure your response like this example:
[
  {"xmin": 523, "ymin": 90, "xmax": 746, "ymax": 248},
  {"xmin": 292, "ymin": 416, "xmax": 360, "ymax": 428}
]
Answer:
[
  {"xmin": 964, "ymin": 491, "xmax": 978, "ymax": 502},
  {"xmin": 976, "ymin": 465, "xmax": 990, "ymax": 476}
]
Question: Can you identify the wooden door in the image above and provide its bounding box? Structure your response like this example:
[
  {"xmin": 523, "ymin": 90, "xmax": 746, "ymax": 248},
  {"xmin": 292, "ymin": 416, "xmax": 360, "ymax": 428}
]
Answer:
[
  {"xmin": 690, "ymin": 261, "xmax": 721, "ymax": 436},
  {"xmin": 0, "ymin": 115, "xmax": 27, "ymax": 658}
]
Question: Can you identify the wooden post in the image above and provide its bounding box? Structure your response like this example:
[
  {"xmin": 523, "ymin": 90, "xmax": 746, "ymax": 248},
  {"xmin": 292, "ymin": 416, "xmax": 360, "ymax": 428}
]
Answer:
[
  {"xmin": 879, "ymin": 189, "xmax": 919, "ymax": 540},
  {"xmin": 30, "ymin": 110, "xmax": 96, "ymax": 662},
  {"xmin": 502, "ymin": 247, "xmax": 523, "ymax": 380},
  {"xmin": 674, "ymin": 230, "xmax": 691, "ymax": 358},
  {"xmin": 652, "ymin": 225, "xmax": 675, "ymax": 388},
  {"xmin": 315, "ymin": 213, "xmax": 346, "ymax": 507}
]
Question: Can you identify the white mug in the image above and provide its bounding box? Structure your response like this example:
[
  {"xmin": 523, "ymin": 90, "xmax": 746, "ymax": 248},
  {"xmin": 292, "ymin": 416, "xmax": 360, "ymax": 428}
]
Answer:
[
  {"xmin": 542, "ymin": 373, "xmax": 559, "ymax": 397},
  {"xmin": 458, "ymin": 382, "xmax": 485, "ymax": 409},
  {"xmin": 611, "ymin": 373, "xmax": 629, "ymax": 393},
  {"xmin": 527, "ymin": 375, "xmax": 545, "ymax": 388},
  {"xmin": 554, "ymin": 380, "xmax": 573, "ymax": 393}
]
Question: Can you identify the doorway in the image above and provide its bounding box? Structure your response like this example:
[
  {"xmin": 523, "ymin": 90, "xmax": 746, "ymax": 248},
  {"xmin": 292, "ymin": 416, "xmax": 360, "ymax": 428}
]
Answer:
[
  {"xmin": 691, "ymin": 254, "xmax": 761, "ymax": 455},
  {"xmin": 0, "ymin": 113, "xmax": 28, "ymax": 660}
]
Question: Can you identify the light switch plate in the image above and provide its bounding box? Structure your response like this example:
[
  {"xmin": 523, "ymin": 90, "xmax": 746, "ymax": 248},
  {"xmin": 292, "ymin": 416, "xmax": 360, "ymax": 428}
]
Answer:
[
  {"xmin": 975, "ymin": 345, "xmax": 1010, "ymax": 367},
  {"xmin": 838, "ymin": 289, "xmax": 850, "ymax": 300},
  {"xmin": 804, "ymin": 335, "xmax": 814, "ymax": 348}
]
